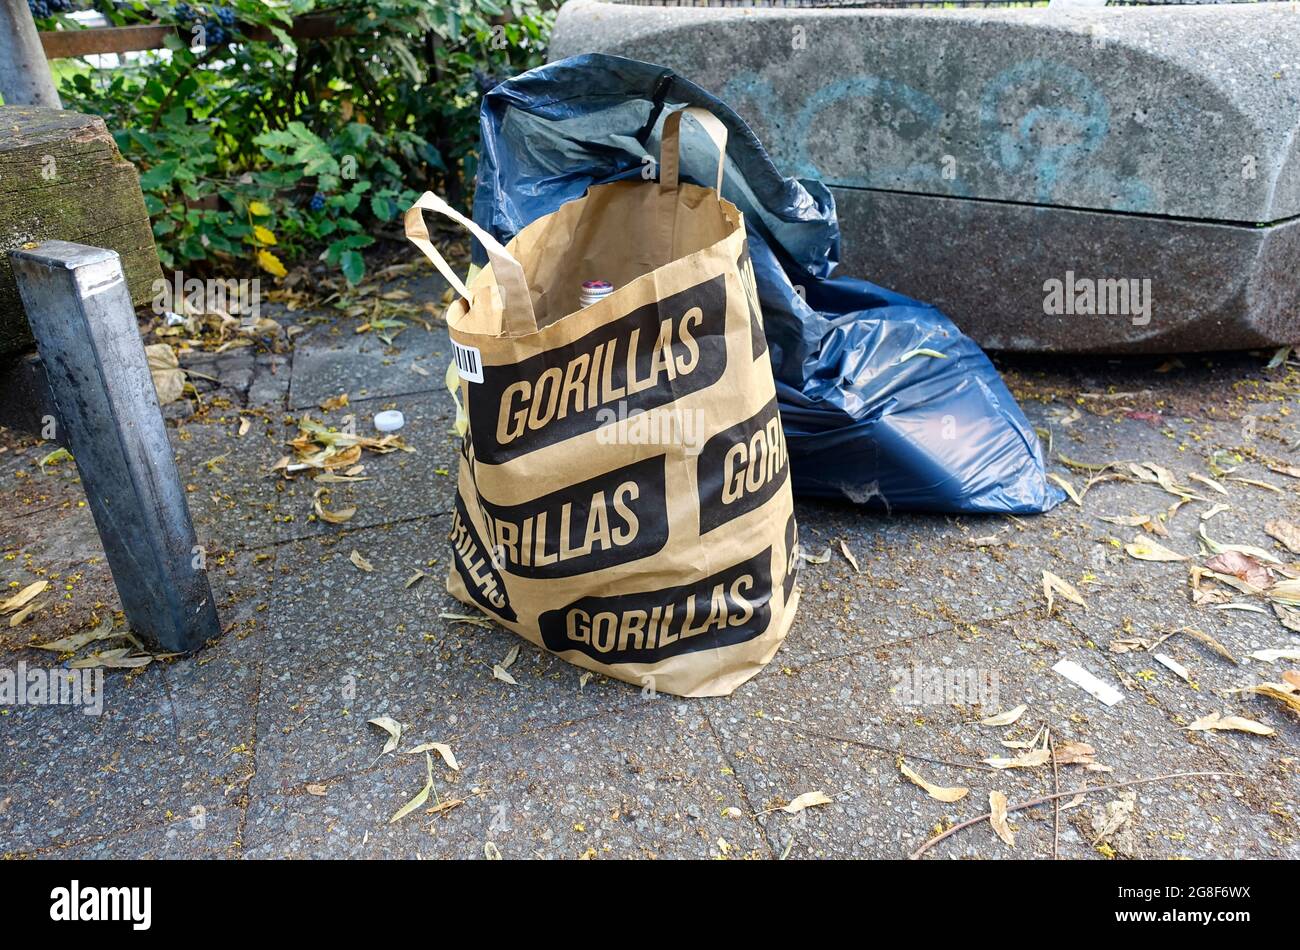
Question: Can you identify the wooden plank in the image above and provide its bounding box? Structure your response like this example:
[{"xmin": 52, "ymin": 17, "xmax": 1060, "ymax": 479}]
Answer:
[
  {"xmin": 38, "ymin": 24, "xmax": 171, "ymax": 59},
  {"xmin": 0, "ymin": 105, "xmax": 159, "ymax": 356},
  {"xmin": 10, "ymin": 241, "xmax": 220, "ymax": 653},
  {"xmin": 38, "ymin": 15, "xmax": 351, "ymax": 59}
]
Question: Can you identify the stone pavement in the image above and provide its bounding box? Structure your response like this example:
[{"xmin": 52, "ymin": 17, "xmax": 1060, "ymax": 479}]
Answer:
[{"xmin": 1, "ymin": 267, "xmax": 1297, "ymax": 860}]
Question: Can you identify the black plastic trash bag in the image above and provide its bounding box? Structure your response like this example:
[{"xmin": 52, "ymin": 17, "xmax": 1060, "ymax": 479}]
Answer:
[{"xmin": 470, "ymin": 54, "xmax": 1063, "ymax": 513}]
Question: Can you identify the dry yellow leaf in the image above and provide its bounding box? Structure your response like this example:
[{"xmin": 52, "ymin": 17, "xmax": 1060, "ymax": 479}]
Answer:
[
  {"xmin": 899, "ymin": 761, "xmax": 969, "ymax": 803},
  {"xmin": 989, "ymin": 791, "xmax": 1015, "ymax": 847},
  {"xmin": 1124, "ymin": 535, "xmax": 1188, "ymax": 562},
  {"xmin": 781, "ymin": 791, "xmax": 832, "ymax": 814},
  {"xmin": 1, "ymin": 580, "xmax": 48, "ymax": 614},
  {"xmin": 1042, "ymin": 570, "xmax": 1087, "ymax": 613},
  {"xmin": 1187, "ymin": 711, "xmax": 1274, "ymax": 736},
  {"xmin": 980, "ymin": 704, "xmax": 1027, "ymax": 727}
]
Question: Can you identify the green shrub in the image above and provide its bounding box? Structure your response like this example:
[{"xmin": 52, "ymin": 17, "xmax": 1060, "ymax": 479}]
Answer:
[{"xmin": 47, "ymin": 1, "xmax": 553, "ymax": 285}]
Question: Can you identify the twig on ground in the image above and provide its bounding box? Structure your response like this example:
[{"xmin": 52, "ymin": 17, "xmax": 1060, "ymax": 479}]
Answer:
[
  {"xmin": 909, "ymin": 771, "xmax": 1243, "ymax": 860},
  {"xmin": 768, "ymin": 717, "xmax": 996, "ymax": 773},
  {"xmin": 1049, "ymin": 734, "xmax": 1061, "ymax": 860}
]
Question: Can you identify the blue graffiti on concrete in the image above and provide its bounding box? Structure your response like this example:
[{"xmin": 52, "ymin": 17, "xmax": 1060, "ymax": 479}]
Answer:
[
  {"xmin": 722, "ymin": 71, "xmax": 967, "ymax": 195},
  {"xmin": 978, "ymin": 59, "xmax": 1152, "ymax": 210},
  {"xmin": 723, "ymin": 58, "xmax": 1153, "ymax": 212}
]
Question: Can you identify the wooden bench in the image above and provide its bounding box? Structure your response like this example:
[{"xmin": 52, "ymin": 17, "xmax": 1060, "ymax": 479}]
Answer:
[{"xmin": 0, "ymin": 106, "xmax": 219, "ymax": 653}]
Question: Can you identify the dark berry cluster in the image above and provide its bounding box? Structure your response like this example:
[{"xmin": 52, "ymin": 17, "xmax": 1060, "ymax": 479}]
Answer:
[
  {"xmin": 27, "ymin": 0, "xmax": 75, "ymax": 19},
  {"xmin": 309, "ymin": 192, "xmax": 326, "ymax": 213},
  {"xmin": 174, "ymin": 4, "xmax": 236, "ymax": 46}
]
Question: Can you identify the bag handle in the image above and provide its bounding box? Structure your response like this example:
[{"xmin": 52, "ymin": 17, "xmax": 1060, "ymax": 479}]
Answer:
[
  {"xmin": 404, "ymin": 191, "xmax": 538, "ymax": 335},
  {"xmin": 660, "ymin": 106, "xmax": 729, "ymax": 194}
]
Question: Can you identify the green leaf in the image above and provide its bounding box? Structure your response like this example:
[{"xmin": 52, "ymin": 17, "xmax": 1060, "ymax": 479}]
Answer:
[{"xmin": 340, "ymin": 250, "xmax": 366, "ymax": 286}]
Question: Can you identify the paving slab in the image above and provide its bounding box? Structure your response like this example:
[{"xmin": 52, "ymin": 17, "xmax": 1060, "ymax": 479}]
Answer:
[
  {"xmin": 243, "ymin": 700, "xmax": 767, "ymax": 860},
  {"xmin": 249, "ymin": 516, "xmax": 644, "ymax": 800}
]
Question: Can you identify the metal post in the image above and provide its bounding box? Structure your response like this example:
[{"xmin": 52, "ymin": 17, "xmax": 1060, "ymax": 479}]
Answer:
[
  {"xmin": 0, "ymin": 0, "xmax": 62, "ymax": 109},
  {"xmin": 10, "ymin": 241, "xmax": 219, "ymax": 653}
]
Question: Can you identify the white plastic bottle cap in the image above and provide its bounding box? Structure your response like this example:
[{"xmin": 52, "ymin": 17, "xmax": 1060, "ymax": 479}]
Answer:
[{"xmin": 373, "ymin": 410, "xmax": 405, "ymax": 433}]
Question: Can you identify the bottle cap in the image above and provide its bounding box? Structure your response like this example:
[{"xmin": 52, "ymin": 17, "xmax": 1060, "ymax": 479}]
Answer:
[{"xmin": 373, "ymin": 410, "xmax": 405, "ymax": 433}]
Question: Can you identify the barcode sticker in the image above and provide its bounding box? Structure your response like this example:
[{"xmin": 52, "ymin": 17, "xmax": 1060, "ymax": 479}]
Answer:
[{"xmin": 452, "ymin": 341, "xmax": 483, "ymax": 383}]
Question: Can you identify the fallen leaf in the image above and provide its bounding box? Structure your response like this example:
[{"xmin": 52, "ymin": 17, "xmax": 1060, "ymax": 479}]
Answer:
[
  {"xmin": 1124, "ymin": 535, "xmax": 1188, "ymax": 562},
  {"xmin": 319, "ymin": 393, "xmax": 350, "ymax": 411},
  {"xmin": 1186, "ymin": 472, "xmax": 1228, "ymax": 495},
  {"xmin": 1048, "ymin": 473, "xmax": 1082, "ymax": 507},
  {"xmin": 1091, "ymin": 790, "xmax": 1137, "ymax": 851},
  {"xmin": 1265, "ymin": 520, "xmax": 1300, "ymax": 555},
  {"xmin": 405, "ymin": 570, "xmax": 427, "ymax": 589},
  {"xmin": 1042, "ymin": 570, "xmax": 1087, "ymax": 614},
  {"xmin": 1127, "ymin": 462, "xmax": 1199, "ymax": 500},
  {"xmin": 349, "ymin": 550, "xmax": 374, "ymax": 572},
  {"xmin": 1109, "ymin": 636, "xmax": 1155, "ymax": 654},
  {"xmin": 390, "ymin": 753, "xmax": 435, "ymax": 823},
  {"xmin": 1248, "ymin": 649, "xmax": 1300, "ymax": 663},
  {"xmin": 9, "ymin": 600, "xmax": 45, "ymax": 627},
  {"xmin": 34, "ymin": 620, "xmax": 118, "ymax": 652},
  {"xmin": 1269, "ymin": 578, "xmax": 1300, "ymax": 607},
  {"xmin": 1225, "ymin": 681, "xmax": 1300, "ymax": 715},
  {"xmin": 305, "ymin": 784, "xmax": 328, "ymax": 797},
  {"xmin": 237, "ymin": 417, "xmax": 251, "ymax": 437},
  {"xmin": 989, "ymin": 791, "xmax": 1015, "ymax": 847},
  {"xmin": 405, "ymin": 741, "xmax": 459, "ymax": 771},
  {"xmin": 839, "ymin": 540, "xmax": 861, "ymax": 573},
  {"xmin": 899, "ymin": 761, "xmax": 969, "ymax": 802},
  {"xmin": 1212, "ymin": 603, "xmax": 1270, "ymax": 614},
  {"xmin": 144, "ymin": 343, "xmax": 187, "ymax": 405},
  {"xmin": 1199, "ymin": 525, "xmax": 1282, "ymax": 565},
  {"xmin": 1200, "ymin": 503, "xmax": 1230, "ymax": 522},
  {"xmin": 985, "ymin": 729, "xmax": 1052, "ymax": 769},
  {"xmin": 800, "ymin": 547, "xmax": 831, "ymax": 565},
  {"xmin": 781, "ymin": 791, "xmax": 832, "ymax": 814},
  {"xmin": 368, "ymin": 716, "xmax": 403, "ymax": 754},
  {"xmin": 39, "ymin": 447, "xmax": 72, "ymax": 471},
  {"xmin": 439, "ymin": 611, "xmax": 493, "ymax": 628},
  {"xmin": 492, "ymin": 665, "xmax": 518, "ymax": 685},
  {"xmin": 985, "ymin": 746, "xmax": 1052, "ymax": 770},
  {"xmin": 68, "ymin": 648, "xmax": 152, "ymax": 669},
  {"xmin": 1054, "ymin": 741, "xmax": 1104, "ymax": 768},
  {"xmin": 980, "ymin": 704, "xmax": 1027, "ymax": 727},
  {"xmin": 499, "ymin": 644, "xmax": 520, "ymax": 671},
  {"xmin": 1204, "ymin": 551, "xmax": 1271, "ymax": 590},
  {"xmin": 0, "ymin": 580, "xmax": 48, "ymax": 614},
  {"xmin": 313, "ymin": 496, "xmax": 356, "ymax": 525},
  {"xmin": 1274, "ymin": 603, "xmax": 1300, "ymax": 633},
  {"xmin": 1187, "ymin": 711, "xmax": 1274, "ymax": 736},
  {"xmin": 1100, "ymin": 513, "xmax": 1167, "ymax": 537}
]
